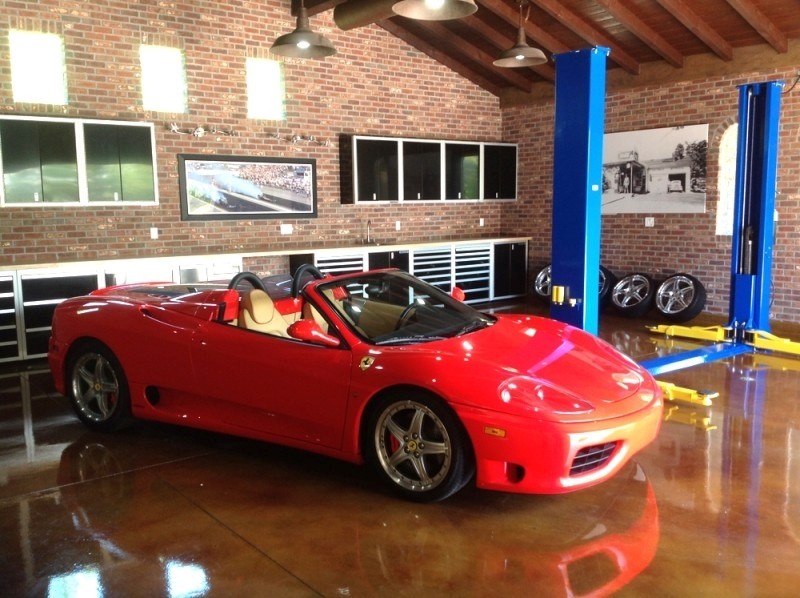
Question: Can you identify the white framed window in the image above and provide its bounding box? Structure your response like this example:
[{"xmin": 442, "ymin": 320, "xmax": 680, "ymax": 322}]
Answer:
[
  {"xmin": 140, "ymin": 45, "xmax": 187, "ymax": 113},
  {"xmin": 246, "ymin": 57, "xmax": 286, "ymax": 120},
  {"xmin": 9, "ymin": 30, "xmax": 68, "ymax": 105},
  {"xmin": 0, "ymin": 116, "xmax": 159, "ymax": 207}
]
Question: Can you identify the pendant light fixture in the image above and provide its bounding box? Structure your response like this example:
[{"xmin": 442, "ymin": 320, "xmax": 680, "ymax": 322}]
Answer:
[
  {"xmin": 392, "ymin": 0, "xmax": 477, "ymax": 21},
  {"xmin": 271, "ymin": 0, "xmax": 336, "ymax": 59},
  {"xmin": 493, "ymin": 0, "xmax": 547, "ymax": 68}
]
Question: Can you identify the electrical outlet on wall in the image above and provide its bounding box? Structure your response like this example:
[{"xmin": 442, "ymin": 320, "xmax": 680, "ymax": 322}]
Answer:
[
  {"xmin": 395, "ymin": 220, "xmax": 401, "ymax": 231},
  {"xmin": 644, "ymin": 217, "xmax": 655, "ymax": 228}
]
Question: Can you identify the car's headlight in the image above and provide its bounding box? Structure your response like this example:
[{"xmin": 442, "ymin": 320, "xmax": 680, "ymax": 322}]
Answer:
[{"xmin": 497, "ymin": 376, "xmax": 595, "ymax": 417}]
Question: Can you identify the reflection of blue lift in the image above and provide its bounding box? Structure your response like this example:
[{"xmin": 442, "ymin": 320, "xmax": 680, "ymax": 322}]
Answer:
[{"xmin": 641, "ymin": 80, "xmax": 800, "ymax": 377}]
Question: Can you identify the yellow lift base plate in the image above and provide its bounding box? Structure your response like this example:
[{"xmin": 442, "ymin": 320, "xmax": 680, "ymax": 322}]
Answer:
[
  {"xmin": 648, "ymin": 324, "xmax": 800, "ymax": 358},
  {"xmin": 657, "ymin": 381, "xmax": 719, "ymax": 407}
]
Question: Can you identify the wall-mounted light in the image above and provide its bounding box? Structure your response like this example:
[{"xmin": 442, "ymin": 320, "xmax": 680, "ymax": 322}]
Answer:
[
  {"xmin": 167, "ymin": 123, "xmax": 237, "ymax": 137},
  {"xmin": 271, "ymin": 0, "xmax": 336, "ymax": 59},
  {"xmin": 493, "ymin": 0, "xmax": 547, "ymax": 68},
  {"xmin": 392, "ymin": 0, "xmax": 477, "ymax": 20}
]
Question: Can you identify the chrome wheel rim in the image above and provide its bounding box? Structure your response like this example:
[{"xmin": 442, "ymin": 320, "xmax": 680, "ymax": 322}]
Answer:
[
  {"xmin": 613, "ymin": 274, "xmax": 652, "ymax": 308},
  {"xmin": 534, "ymin": 266, "xmax": 551, "ymax": 298},
  {"xmin": 656, "ymin": 275, "xmax": 695, "ymax": 314},
  {"xmin": 374, "ymin": 400, "xmax": 452, "ymax": 493},
  {"xmin": 71, "ymin": 353, "xmax": 120, "ymax": 423}
]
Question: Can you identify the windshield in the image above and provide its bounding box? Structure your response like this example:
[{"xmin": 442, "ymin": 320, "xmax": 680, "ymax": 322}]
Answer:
[{"xmin": 316, "ymin": 271, "xmax": 494, "ymax": 345}]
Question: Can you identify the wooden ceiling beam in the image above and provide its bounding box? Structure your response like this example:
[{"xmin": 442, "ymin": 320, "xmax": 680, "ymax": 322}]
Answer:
[
  {"xmin": 724, "ymin": 0, "xmax": 788, "ymax": 53},
  {"xmin": 528, "ymin": 0, "xmax": 641, "ymax": 75},
  {"xmin": 596, "ymin": 0, "xmax": 683, "ymax": 68},
  {"xmin": 378, "ymin": 19, "xmax": 508, "ymax": 96},
  {"xmin": 654, "ymin": 0, "xmax": 733, "ymax": 61},
  {"xmin": 301, "ymin": 0, "xmax": 345, "ymax": 17}
]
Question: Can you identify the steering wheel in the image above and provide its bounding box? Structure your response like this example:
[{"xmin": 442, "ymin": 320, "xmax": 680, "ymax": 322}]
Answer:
[
  {"xmin": 291, "ymin": 263, "xmax": 325, "ymax": 298},
  {"xmin": 395, "ymin": 303, "xmax": 418, "ymax": 330},
  {"xmin": 228, "ymin": 271, "xmax": 268, "ymax": 292}
]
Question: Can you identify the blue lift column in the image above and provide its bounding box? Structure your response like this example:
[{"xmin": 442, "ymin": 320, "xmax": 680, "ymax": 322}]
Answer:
[
  {"xmin": 640, "ymin": 80, "xmax": 784, "ymax": 377},
  {"xmin": 549, "ymin": 47, "xmax": 609, "ymax": 335},
  {"xmin": 728, "ymin": 81, "xmax": 783, "ymax": 336}
]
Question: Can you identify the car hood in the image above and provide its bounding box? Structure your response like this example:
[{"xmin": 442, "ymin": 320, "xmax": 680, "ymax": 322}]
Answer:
[{"xmin": 384, "ymin": 314, "xmax": 658, "ymax": 422}]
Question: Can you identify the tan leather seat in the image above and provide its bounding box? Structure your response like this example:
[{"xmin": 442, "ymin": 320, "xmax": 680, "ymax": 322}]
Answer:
[{"xmin": 238, "ymin": 290, "xmax": 290, "ymax": 337}]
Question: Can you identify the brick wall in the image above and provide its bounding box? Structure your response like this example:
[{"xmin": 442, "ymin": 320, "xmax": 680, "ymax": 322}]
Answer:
[
  {"xmin": 0, "ymin": 0, "xmax": 503, "ymax": 268},
  {"xmin": 504, "ymin": 68, "xmax": 800, "ymax": 324}
]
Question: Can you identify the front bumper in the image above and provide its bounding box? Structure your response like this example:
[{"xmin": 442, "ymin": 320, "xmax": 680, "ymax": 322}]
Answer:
[{"xmin": 455, "ymin": 397, "xmax": 663, "ymax": 494}]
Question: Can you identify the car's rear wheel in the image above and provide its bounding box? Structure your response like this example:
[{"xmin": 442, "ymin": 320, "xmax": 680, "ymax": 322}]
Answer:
[
  {"xmin": 67, "ymin": 341, "xmax": 133, "ymax": 432},
  {"xmin": 364, "ymin": 391, "xmax": 474, "ymax": 502}
]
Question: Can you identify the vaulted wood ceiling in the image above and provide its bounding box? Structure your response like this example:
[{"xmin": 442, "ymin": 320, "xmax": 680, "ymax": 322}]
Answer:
[{"xmin": 301, "ymin": 0, "xmax": 800, "ymax": 98}]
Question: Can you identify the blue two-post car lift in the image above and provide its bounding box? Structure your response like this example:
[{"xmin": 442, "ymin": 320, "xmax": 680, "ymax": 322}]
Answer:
[{"xmin": 548, "ymin": 51, "xmax": 797, "ymax": 404}]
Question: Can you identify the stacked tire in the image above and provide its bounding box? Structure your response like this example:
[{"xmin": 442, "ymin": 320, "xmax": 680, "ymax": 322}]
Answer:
[
  {"xmin": 533, "ymin": 265, "xmax": 706, "ymax": 323},
  {"xmin": 610, "ymin": 272, "xmax": 706, "ymax": 322}
]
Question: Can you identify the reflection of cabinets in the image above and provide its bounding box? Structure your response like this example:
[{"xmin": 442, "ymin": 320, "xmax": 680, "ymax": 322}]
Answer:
[
  {"xmin": 347, "ymin": 135, "xmax": 517, "ymax": 203},
  {"xmin": 296, "ymin": 238, "xmax": 526, "ymax": 304}
]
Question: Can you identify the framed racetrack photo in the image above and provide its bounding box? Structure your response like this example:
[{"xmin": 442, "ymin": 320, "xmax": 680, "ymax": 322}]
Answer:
[{"xmin": 178, "ymin": 154, "xmax": 317, "ymax": 220}]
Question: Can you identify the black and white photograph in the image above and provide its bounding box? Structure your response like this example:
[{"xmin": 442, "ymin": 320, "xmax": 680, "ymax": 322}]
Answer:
[
  {"xmin": 179, "ymin": 154, "xmax": 317, "ymax": 220},
  {"xmin": 602, "ymin": 124, "xmax": 708, "ymax": 214}
]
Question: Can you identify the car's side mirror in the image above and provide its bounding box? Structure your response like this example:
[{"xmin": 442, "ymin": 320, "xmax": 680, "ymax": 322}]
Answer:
[
  {"xmin": 288, "ymin": 319, "xmax": 341, "ymax": 348},
  {"xmin": 450, "ymin": 287, "xmax": 466, "ymax": 302}
]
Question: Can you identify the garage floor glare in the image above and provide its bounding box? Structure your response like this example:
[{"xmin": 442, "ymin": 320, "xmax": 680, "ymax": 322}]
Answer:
[{"xmin": 2, "ymin": 303, "xmax": 800, "ymax": 597}]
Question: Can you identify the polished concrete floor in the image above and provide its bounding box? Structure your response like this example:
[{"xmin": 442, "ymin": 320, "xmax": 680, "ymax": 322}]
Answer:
[{"xmin": 2, "ymin": 307, "xmax": 800, "ymax": 597}]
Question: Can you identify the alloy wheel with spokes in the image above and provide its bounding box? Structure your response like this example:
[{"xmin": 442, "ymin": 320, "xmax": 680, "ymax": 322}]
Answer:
[
  {"xmin": 655, "ymin": 273, "xmax": 706, "ymax": 322},
  {"xmin": 611, "ymin": 273, "xmax": 655, "ymax": 317},
  {"xmin": 68, "ymin": 342, "xmax": 133, "ymax": 431}
]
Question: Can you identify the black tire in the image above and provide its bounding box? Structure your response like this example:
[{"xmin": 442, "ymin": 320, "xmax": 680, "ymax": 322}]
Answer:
[
  {"xmin": 531, "ymin": 265, "xmax": 552, "ymax": 302},
  {"xmin": 599, "ymin": 265, "xmax": 617, "ymax": 309},
  {"xmin": 655, "ymin": 273, "xmax": 706, "ymax": 322},
  {"xmin": 67, "ymin": 341, "xmax": 134, "ymax": 432},
  {"xmin": 611, "ymin": 273, "xmax": 655, "ymax": 317},
  {"xmin": 363, "ymin": 390, "xmax": 474, "ymax": 502}
]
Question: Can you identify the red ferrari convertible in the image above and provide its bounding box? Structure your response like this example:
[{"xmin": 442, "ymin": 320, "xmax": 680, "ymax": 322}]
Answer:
[{"xmin": 48, "ymin": 266, "xmax": 663, "ymax": 502}]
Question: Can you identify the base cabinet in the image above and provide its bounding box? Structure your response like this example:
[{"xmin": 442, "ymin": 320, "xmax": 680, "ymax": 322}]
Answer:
[
  {"xmin": 297, "ymin": 238, "xmax": 527, "ymax": 305},
  {"xmin": 493, "ymin": 242, "xmax": 527, "ymax": 299}
]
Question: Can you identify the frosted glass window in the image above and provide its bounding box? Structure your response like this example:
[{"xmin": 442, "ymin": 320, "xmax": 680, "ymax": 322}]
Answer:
[
  {"xmin": 716, "ymin": 124, "xmax": 738, "ymax": 236},
  {"xmin": 140, "ymin": 45, "xmax": 187, "ymax": 113},
  {"xmin": 9, "ymin": 30, "xmax": 68, "ymax": 105},
  {"xmin": 246, "ymin": 58, "xmax": 286, "ymax": 120}
]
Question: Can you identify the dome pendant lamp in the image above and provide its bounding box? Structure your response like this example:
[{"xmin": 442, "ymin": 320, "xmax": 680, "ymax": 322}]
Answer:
[
  {"xmin": 392, "ymin": 0, "xmax": 478, "ymax": 21},
  {"xmin": 493, "ymin": 0, "xmax": 547, "ymax": 68},
  {"xmin": 271, "ymin": 0, "xmax": 336, "ymax": 59}
]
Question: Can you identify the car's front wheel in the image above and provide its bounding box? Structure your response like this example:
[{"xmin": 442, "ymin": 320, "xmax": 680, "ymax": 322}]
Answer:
[
  {"xmin": 67, "ymin": 341, "xmax": 134, "ymax": 432},
  {"xmin": 364, "ymin": 391, "xmax": 474, "ymax": 502}
]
